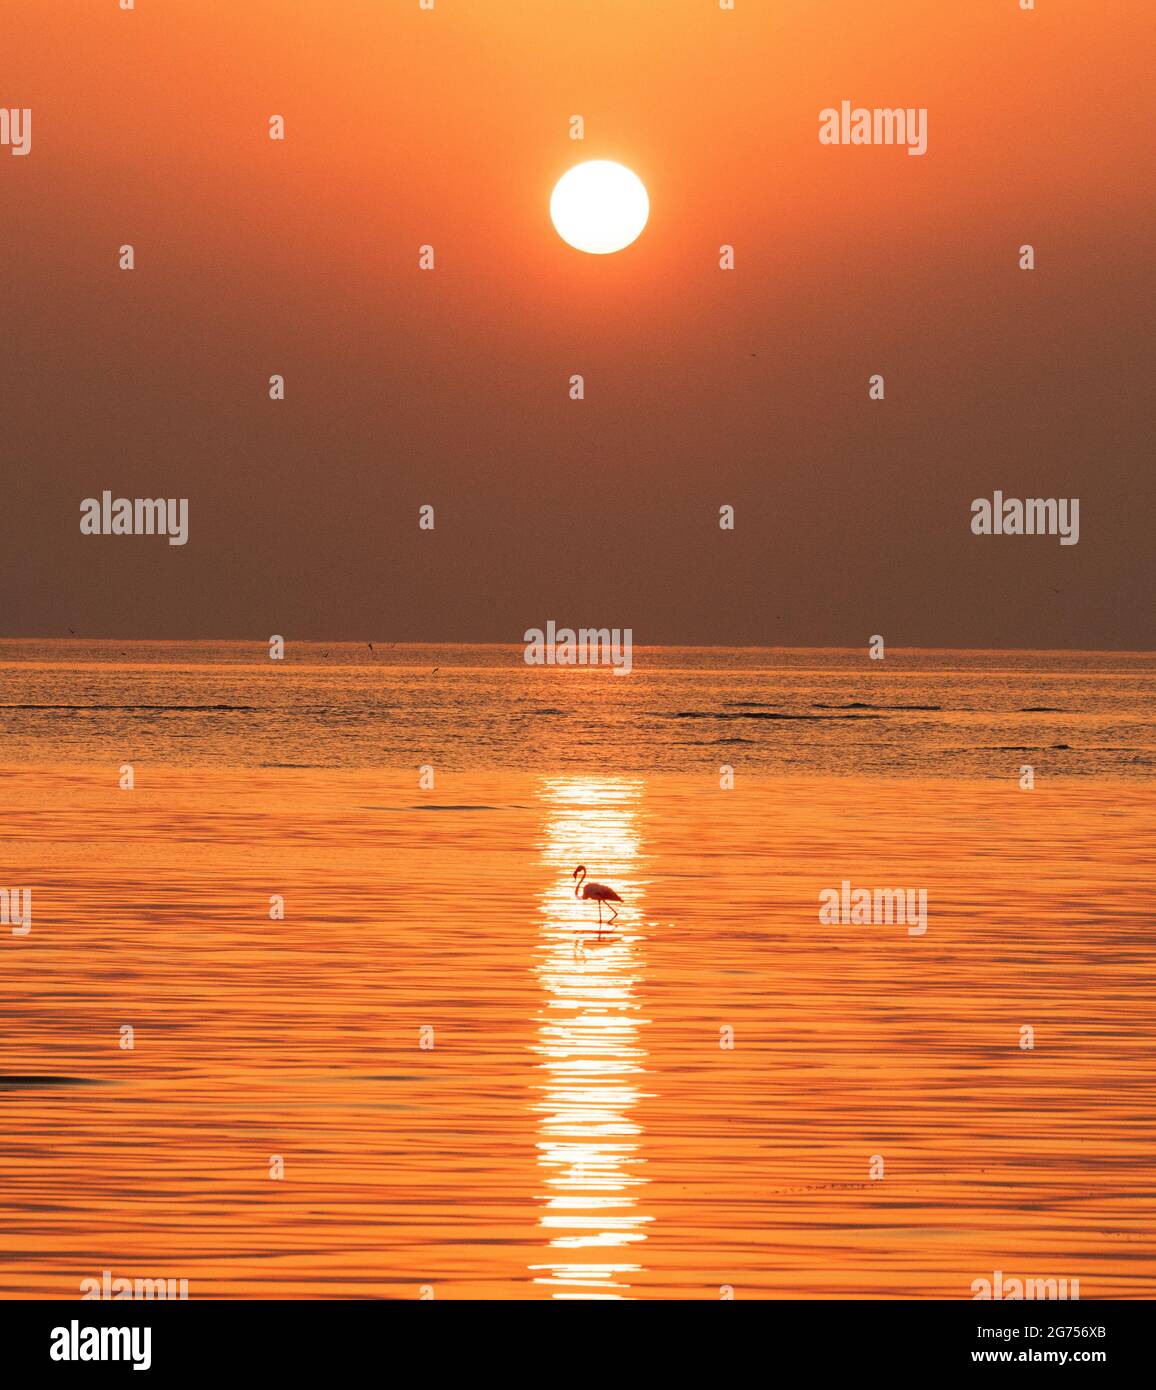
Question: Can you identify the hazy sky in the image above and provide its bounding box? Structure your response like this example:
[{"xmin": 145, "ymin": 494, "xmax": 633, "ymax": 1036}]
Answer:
[{"xmin": 3, "ymin": 0, "xmax": 1153, "ymax": 647}]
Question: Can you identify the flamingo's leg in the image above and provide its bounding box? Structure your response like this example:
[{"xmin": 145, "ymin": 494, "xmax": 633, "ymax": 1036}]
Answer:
[{"xmin": 608, "ymin": 903, "xmax": 618, "ymax": 924}]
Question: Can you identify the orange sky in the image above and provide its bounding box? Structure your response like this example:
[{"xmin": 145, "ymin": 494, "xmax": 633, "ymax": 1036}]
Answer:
[{"xmin": 2, "ymin": 0, "xmax": 1153, "ymax": 646}]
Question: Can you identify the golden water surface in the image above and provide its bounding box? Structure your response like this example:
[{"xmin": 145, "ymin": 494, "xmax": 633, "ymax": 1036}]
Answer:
[{"xmin": 2, "ymin": 762, "xmax": 1152, "ymax": 1298}]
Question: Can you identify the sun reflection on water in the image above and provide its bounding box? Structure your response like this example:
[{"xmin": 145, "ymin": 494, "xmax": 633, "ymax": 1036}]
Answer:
[{"xmin": 529, "ymin": 777, "xmax": 652, "ymax": 1299}]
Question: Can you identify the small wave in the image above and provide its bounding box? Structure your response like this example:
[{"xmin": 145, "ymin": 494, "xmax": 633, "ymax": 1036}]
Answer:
[
  {"xmin": 672, "ymin": 710, "xmax": 883, "ymax": 721},
  {"xmin": 1019, "ymin": 707, "xmax": 1066, "ymax": 713},
  {"xmin": 677, "ymin": 737, "xmax": 758, "ymax": 746},
  {"xmin": 986, "ymin": 744, "xmax": 1074, "ymax": 751},
  {"xmin": 813, "ymin": 702, "xmax": 941, "ymax": 711},
  {"xmin": 0, "ymin": 1075, "xmax": 105, "ymax": 1089},
  {"xmin": 0, "ymin": 704, "xmax": 258, "ymax": 712}
]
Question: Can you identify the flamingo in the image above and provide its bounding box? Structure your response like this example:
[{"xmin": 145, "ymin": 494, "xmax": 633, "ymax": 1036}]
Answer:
[{"xmin": 572, "ymin": 865, "xmax": 622, "ymax": 936}]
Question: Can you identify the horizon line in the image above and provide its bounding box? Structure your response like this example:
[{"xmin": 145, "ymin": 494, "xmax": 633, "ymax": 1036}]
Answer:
[{"xmin": 2, "ymin": 637, "xmax": 1154, "ymax": 657}]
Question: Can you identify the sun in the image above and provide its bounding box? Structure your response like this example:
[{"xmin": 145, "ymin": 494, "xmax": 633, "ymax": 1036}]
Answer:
[{"xmin": 550, "ymin": 161, "xmax": 649, "ymax": 255}]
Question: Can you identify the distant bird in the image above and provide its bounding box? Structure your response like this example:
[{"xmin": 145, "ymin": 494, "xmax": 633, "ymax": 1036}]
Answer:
[
  {"xmin": 367, "ymin": 642, "xmax": 374, "ymax": 652},
  {"xmin": 573, "ymin": 865, "xmax": 621, "ymax": 934}
]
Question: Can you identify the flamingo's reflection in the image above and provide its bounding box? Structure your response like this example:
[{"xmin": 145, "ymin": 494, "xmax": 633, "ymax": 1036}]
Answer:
[{"xmin": 530, "ymin": 777, "xmax": 652, "ymax": 1299}]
